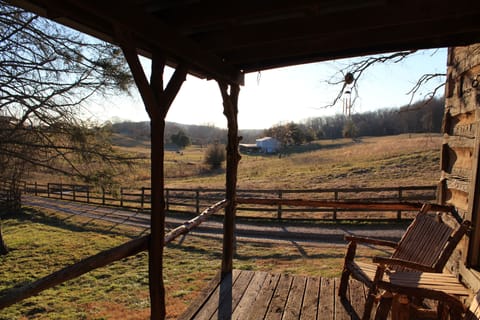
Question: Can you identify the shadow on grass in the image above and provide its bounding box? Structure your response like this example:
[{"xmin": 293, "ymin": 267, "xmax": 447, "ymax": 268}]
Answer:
[
  {"xmin": 287, "ymin": 141, "xmax": 348, "ymax": 154},
  {"xmin": 236, "ymin": 252, "xmax": 345, "ymax": 261},
  {"xmin": 4, "ymin": 207, "xmax": 144, "ymax": 240},
  {"xmin": 167, "ymin": 241, "xmax": 223, "ymax": 259},
  {"xmin": 282, "ymin": 139, "xmax": 363, "ymax": 155},
  {"xmin": 233, "ymin": 247, "xmax": 345, "ymax": 261},
  {"xmin": 240, "ymin": 139, "xmax": 363, "ymax": 158}
]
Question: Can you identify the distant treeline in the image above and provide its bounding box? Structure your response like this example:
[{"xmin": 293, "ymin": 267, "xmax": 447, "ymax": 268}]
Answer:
[
  {"xmin": 110, "ymin": 97, "xmax": 444, "ymax": 146},
  {"xmin": 306, "ymin": 98, "xmax": 444, "ymax": 140},
  {"xmin": 110, "ymin": 121, "xmax": 263, "ymax": 145}
]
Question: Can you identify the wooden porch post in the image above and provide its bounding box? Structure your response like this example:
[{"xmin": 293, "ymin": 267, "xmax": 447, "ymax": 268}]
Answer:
[
  {"xmin": 119, "ymin": 37, "xmax": 186, "ymax": 320},
  {"xmin": 218, "ymin": 82, "xmax": 241, "ymax": 276}
]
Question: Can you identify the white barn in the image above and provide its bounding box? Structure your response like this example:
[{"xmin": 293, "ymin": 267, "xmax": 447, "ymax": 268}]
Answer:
[{"xmin": 255, "ymin": 137, "xmax": 280, "ymax": 153}]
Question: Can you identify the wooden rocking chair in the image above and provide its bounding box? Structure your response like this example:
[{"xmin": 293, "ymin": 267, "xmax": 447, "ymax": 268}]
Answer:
[{"xmin": 338, "ymin": 204, "xmax": 471, "ymax": 320}]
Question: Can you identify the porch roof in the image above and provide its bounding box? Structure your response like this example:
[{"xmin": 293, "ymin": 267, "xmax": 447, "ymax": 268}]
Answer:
[{"xmin": 8, "ymin": 0, "xmax": 480, "ymax": 85}]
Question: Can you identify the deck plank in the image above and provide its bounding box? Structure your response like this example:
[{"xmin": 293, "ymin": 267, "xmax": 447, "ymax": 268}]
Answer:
[
  {"xmin": 335, "ymin": 278, "xmax": 352, "ymax": 320},
  {"xmin": 178, "ymin": 271, "xmax": 378, "ymax": 320},
  {"xmin": 283, "ymin": 275, "xmax": 307, "ymax": 320},
  {"xmin": 232, "ymin": 271, "xmax": 269, "ymax": 320},
  {"xmin": 214, "ymin": 270, "xmax": 255, "ymax": 320},
  {"xmin": 191, "ymin": 270, "xmax": 241, "ymax": 320},
  {"xmin": 300, "ymin": 276, "xmax": 321, "ymax": 320},
  {"xmin": 318, "ymin": 277, "xmax": 335, "ymax": 319},
  {"xmin": 177, "ymin": 272, "xmax": 221, "ymax": 320},
  {"xmin": 348, "ymin": 278, "xmax": 366, "ymax": 319},
  {"xmin": 246, "ymin": 273, "xmax": 281, "ymax": 320},
  {"xmin": 265, "ymin": 273, "xmax": 294, "ymax": 320}
]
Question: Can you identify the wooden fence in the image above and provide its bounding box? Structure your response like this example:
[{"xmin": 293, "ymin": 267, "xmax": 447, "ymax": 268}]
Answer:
[
  {"xmin": 0, "ymin": 182, "xmax": 21, "ymax": 212},
  {"xmin": 21, "ymin": 182, "xmax": 438, "ymax": 221}
]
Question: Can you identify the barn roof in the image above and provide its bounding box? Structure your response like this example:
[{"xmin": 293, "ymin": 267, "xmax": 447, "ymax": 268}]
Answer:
[
  {"xmin": 8, "ymin": 0, "xmax": 480, "ymax": 85},
  {"xmin": 256, "ymin": 137, "xmax": 279, "ymax": 142}
]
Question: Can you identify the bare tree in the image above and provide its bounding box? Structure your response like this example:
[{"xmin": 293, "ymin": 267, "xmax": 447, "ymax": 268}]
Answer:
[
  {"xmin": 0, "ymin": 1, "xmax": 135, "ymax": 254},
  {"xmin": 0, "ymin": 2, "xmax": 135, "ymax": 182}
]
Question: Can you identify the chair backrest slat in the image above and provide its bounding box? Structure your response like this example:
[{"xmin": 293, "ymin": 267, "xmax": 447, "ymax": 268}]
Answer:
[{"xmin": 391, "ymin": 212, "xmax": 454, "ymax": 272}]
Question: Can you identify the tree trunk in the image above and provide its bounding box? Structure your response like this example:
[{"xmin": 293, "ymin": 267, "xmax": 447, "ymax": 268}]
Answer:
[{"xmin": 0, "ymin": 220, "xmax": 8, "ymax": 255}]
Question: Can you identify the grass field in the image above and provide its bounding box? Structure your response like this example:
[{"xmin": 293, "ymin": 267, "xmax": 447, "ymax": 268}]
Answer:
[
  {"xmin": 0, "ymin": 208, "xmax": 391, "ymax": 319},
  {"xmin": 1, "ymin": 133, "xmax": 442, "ymax": 319},
  {"xmin": 28, "ymin": 133, "xmax": 442, "ymax": 191},
  {"xmin": 72, "ymin": 133, "xmax": 441, "ymax": 191}
]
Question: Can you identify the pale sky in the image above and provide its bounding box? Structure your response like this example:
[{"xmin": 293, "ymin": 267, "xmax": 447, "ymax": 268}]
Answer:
[{"xmin": 92, "ymin": 48, "xmax": 448, "ymax": 130}]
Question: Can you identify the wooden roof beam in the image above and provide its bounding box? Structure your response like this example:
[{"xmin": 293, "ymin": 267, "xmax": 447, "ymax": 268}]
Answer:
[
  {"xmin": 152, "ymin": 0, "xmax": 385, "ymax": 35},
  {"xmin": 227, "ymin": 18, "xmax": 480, "ymax": 72},
  {"xmin": 192, "ymin": 2, "xmax": 480, "ymax": 53},
  {"xmin": 8, "ymin": 0, "xmax": 244, "ymax": 85}
]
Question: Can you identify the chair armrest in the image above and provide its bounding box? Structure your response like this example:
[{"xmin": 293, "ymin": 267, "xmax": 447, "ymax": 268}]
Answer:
[
  {"xmin": 372, "ymin": 256, "xmax": 436, "ymax": 272},
  {"xmin": 344, "ymin": 235, "xmax": 398, "ymax": 248}
]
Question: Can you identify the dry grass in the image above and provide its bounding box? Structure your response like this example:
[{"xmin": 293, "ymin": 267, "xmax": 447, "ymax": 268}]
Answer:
[
  {"xmin": 165, "ymin": 133, "xmax": 442, "ymax": 190},
  {"xmin": 28, "ymin": 133, "xmax": 442, "ymax": 191}
]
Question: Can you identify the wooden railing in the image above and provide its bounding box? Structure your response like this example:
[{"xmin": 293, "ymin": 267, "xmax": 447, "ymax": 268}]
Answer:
[
  {"xmin": 22, "ymin": 182, "xmax": 437, "ymax": 221},
  {"xmin": 0, "ymin": 199, "xmax": 228, "ymax": 309}
]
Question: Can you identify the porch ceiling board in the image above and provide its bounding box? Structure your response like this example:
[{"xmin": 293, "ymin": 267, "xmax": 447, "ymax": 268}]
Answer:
[
  {"xmin": 220, "ymin": 15, "xmax": 480, "ymax": 72},
  {"xmin": 8, "ymin": 0, "xmax": 480, "ymax": 81},
  {"xmin": 188, "ymin": 2, "xmax": 479, "ymax": 50}
]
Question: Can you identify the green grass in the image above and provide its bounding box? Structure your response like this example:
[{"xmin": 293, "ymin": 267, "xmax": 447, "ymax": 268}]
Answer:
[
  {"xmin": 0, "ymin": 209, "xmax": 148, "ymax": 319},
  {"xmin": 0, "ymin": 208, "xmax": 390, "ymax": 319}
]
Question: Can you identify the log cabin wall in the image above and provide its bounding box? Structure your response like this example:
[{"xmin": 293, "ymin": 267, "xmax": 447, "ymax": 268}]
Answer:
[{"xmin": 441, "ymin": 44, "xmax": 480, "ymax": 291}]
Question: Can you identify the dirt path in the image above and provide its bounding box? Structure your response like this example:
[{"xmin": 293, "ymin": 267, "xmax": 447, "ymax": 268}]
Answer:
[{"xmin": 23, "ymin": 195, "xmax": 407, "ymax": 245}]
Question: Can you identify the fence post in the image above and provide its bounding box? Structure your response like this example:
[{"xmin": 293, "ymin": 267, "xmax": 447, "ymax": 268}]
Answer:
[
  {"xmin": 397, "ymin": 187, "xmax": 403, "ymax": 220},
  {"xmin": 72, "ymin": 185, "xmax": 76, "ymax": 201},
  {"xmin": 60, "ymin": 183, "xmax": 63, "ymax": 200},
  {"xmin": 333, "ymin": 191, "xmax": 338, "ymax": 221},
  {"xmin": 102, "ymin": 187, "xmax": 105, "ymax": 205},
  {"xmin": 34, "ymin": 182, "xmax": 37, "ymax": 196},
  {"xmin": 166, "ymin": 189, "xmax": 170, "ymax": 211},
  {"xmin": 120, "ymin": 187, "xmax": 124, "ymax": 207},
  {"xmin": 141, "ymin": 187, "xmax": 145, "ymax": 211},
  {"xmin": 195, "ymin": 190, "xmax": 200, "ymax": 215},
  {"xmin": 277, "ymin": 190, "xmax": 283, "ymax": 220},
  {"xmin": 87, "ymin": 186, "xmax": 90, "ymax": 203},
  {"xmin": 47, "ymin": 183, "xmax": 50, "ymax": 198}
]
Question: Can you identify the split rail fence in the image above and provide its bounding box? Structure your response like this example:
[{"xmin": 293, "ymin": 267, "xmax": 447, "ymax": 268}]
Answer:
[{"xmin": 22, "ymin": 182, "xmax": 437, "ymax": 221}]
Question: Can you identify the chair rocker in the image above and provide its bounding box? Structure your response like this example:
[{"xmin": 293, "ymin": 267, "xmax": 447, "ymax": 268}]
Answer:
[{"xmin": 338, "ymin": 203, "xmax": 471, "ymax": 320}]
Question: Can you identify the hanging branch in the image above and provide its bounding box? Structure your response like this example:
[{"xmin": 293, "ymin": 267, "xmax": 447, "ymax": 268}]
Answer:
[
  {"xmin": 325, "ymin": 51, "xmax": 416, "ymax": 107},
  {"xmin": 323, "ymin": 50, "xmax": 446, "ymax": 109},
  {"xmin": 406, "ymin": 72, "xmax": 446, "ymax": 106}
]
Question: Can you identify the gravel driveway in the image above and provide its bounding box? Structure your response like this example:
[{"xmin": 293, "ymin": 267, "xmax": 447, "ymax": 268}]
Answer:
[{"xmin": 23, "ymin": 195, "xmax": 407, "ymax": 245}]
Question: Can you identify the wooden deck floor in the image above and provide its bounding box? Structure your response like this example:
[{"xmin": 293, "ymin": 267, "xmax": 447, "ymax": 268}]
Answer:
[{"xmin": 178, "ymin": 270, "xmax": 382, "ymax": 320}]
